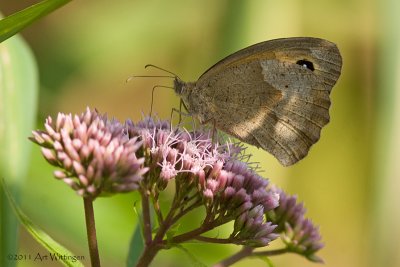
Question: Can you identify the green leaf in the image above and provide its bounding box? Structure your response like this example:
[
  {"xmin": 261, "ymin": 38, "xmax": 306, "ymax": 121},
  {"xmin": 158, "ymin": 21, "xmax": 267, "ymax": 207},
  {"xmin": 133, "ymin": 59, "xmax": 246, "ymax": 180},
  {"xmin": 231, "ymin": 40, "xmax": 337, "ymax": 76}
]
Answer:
[
  {"xmin": 0, "ymin": 0, "xmax": 71, "ymax": 43},
  {"xmin": 174, "ymin": 244, "xmax": 207, "ymax": 267},
  {"xmin": 166, "ymin": 222, "xmax": 181, "ymax": 243},
  {"xmin": 126, "ymin": 223, "xmax": 145, "ymax": 267},
  {"xmin": 126, "ymin": 202, "xmax": 150, "ymax": 266},
  {"xmin": 0, "ymin": 23, "xmax": 38, "ymax": 186},
  {"xmin": 1, "ymin": 178, "xmax": 84, "ymax": 267},
  {"xmin": 256, "ymin": 254, "xmax": 275, "ymax": 267},
  {"xmin": 0, "ymin": 21, "xmax": 38, "ymax": 267}
]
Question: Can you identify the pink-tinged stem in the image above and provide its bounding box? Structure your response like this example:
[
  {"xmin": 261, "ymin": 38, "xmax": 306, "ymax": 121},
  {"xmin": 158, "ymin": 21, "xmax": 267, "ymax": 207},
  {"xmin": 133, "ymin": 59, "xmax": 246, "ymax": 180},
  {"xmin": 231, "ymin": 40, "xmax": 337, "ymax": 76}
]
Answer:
[{"xmin": 83, "ymin": 197, "xmax": 101, "ymax": 267}]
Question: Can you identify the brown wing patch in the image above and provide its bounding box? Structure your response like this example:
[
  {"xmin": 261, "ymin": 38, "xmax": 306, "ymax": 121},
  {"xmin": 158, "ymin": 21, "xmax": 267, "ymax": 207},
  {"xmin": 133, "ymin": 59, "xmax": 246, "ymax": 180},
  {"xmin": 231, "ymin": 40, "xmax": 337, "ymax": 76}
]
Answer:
[{"xmin": 189, "ymin": 37, "xmax": 342, "ymax": 166}]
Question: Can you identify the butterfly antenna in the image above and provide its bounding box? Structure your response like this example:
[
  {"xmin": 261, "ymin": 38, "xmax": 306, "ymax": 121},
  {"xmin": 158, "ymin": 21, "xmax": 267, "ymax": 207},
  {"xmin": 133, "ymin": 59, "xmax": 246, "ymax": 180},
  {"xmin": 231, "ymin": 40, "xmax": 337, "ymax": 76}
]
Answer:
[
  {"xmin": 150, "ymin": 85, "xmax": 174, "ymax": 117},
  {"xmin": 126, "ymin": 74, "xmax": 175, "ymax": 83},
  {"xmin": 127, "ymin": 65, "xmax": 181, "ymax": 118},
  {"xmin": 145, "ymin": 64, "xmax": 181, "ymax": 80}
]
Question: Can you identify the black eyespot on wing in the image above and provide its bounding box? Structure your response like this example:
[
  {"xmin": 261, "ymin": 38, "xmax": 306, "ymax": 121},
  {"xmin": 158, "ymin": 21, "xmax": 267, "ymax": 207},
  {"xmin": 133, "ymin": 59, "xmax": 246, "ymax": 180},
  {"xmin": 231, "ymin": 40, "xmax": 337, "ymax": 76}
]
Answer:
[{"xmin": 296, "ymin": 59, "xmax": 315, "ymax": 71}]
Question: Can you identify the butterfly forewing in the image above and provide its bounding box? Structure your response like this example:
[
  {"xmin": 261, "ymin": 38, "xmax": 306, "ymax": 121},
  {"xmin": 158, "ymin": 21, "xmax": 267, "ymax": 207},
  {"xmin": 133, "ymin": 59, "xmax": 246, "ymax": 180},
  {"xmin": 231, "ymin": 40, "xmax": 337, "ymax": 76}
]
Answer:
[{"xmin": 180, "ymin": 37, "xmax": 342, "ymax": 166}]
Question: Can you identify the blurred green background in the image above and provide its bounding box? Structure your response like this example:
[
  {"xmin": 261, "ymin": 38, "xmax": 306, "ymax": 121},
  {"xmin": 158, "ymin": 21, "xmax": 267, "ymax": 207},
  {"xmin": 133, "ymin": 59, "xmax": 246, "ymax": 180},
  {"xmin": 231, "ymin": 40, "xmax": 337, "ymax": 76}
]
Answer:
[{"xmin": 1, "ymin": 0, "xmax": 399, "ymax": 266}]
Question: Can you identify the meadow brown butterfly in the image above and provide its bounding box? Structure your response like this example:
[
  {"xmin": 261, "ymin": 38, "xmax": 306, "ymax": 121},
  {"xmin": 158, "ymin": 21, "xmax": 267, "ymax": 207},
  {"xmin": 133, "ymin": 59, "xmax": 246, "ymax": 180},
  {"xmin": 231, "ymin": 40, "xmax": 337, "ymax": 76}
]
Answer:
[{"xmin": 172, "ymin": 37, "xmax": 342, "ymax": 166}]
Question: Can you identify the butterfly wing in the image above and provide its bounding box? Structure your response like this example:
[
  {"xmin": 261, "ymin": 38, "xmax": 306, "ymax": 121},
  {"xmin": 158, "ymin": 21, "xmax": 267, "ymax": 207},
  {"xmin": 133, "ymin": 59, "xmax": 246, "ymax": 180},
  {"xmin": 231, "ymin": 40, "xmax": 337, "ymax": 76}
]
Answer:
[{"xmin": 196, "ymin": 37, "xmax": 342, "ymax": 166}]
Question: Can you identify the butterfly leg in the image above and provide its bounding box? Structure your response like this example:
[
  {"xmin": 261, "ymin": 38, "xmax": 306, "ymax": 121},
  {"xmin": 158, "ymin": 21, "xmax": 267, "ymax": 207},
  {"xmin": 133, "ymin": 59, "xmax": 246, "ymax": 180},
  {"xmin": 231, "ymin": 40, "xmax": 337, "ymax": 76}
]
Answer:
[
  {"xmin": 200, "ymin": 118, "xmax": 217, "ymax": 145},
  {"xmin": 210, "ymin": 119, "xmax": 216, "ymax": 144},
  {"xmin": 170, "ymin": 106, "xmax": 192, "ymax": 131}
]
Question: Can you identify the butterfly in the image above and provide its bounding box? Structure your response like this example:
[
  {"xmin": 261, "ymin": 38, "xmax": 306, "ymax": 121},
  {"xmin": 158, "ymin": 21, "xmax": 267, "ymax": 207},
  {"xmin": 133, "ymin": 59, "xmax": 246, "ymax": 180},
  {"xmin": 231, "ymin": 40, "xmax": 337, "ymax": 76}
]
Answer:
[{"xmin": 172, "ymin": 37, "xmax": 342, "ymax": 166}]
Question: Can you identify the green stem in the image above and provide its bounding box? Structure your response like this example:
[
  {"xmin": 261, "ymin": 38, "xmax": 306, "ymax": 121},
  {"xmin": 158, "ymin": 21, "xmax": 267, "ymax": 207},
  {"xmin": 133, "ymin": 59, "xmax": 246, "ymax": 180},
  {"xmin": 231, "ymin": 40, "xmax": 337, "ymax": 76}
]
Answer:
[
  {"xmin": 135, "ymin": 185, "xmax": 181, "ymax": 266},
  {"xmin": 135, "ymin": 209, "xmax": 174, "ymax": 267},
  {"xmin": 136, "ymin": 179, "xmax": 203, "ymax": 266},
  {"xmin": 168, "ymin": 215, "xmax": 232, "ymax": 244},
  {"xmin": 195, "ymin": 236, "xmax": 232, "ymax": 244},
  {"xmin": 83, "ymin": 197, "xmax": 101, "ymax": 267},
  {"xmin": 213, "ymin": 246, "xmax": 253, "ymax": 267},
  {"xmin": 169, "ymin": 223, "xmax": 213, "ymax": 244},
  {"xmin": 251, "ymin": 247, "xmax": 289, "ymax": 257},
  {"xmin": 213, "ymin": 247, "xmax": 289, "ymax": 267},
  {"xmin": 140, "ymin": 189, "xmax": 153, "ymax": 245},
  {"xmin": 170, "ymin": 199, "xmax": 202, "ymax": 225},
  {"xmin": 135, "ymin": 242, "xmax": 162, "ymax": 267},
  {"xmin": 151, "ymin": 191, "xmax": 164, "ymax": 224},
  {"xmin": 0, "ymin": 182, "xmax": 19, "ymax": 267}
]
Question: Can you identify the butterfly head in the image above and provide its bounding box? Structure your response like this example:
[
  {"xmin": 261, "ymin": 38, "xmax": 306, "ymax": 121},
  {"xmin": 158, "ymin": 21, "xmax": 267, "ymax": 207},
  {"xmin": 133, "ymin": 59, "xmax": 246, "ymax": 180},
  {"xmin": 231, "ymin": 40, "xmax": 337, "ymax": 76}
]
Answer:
[
  {"xmin": 174, "ymin": 77, "xmax": 196, "ymax": 97},
  {"xmin": 173, "ymin": 77, "xmax": 185, "ymax": 95}
]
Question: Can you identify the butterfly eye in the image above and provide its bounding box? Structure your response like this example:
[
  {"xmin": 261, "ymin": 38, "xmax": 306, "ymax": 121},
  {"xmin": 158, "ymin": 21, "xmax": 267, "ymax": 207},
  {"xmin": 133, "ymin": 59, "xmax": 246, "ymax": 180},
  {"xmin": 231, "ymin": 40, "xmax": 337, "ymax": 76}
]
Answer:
[{"xmin": 296, "ymin": 59, "xmax": 315, "ymax": 71}]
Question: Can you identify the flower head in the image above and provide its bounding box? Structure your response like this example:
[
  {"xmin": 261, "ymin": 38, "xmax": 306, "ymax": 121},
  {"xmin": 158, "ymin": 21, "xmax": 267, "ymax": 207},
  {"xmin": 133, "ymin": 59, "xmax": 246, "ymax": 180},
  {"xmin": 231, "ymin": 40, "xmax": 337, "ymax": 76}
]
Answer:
[
  {"xmin": 126, "ymin": 116, "xmax": 280, "ymax": 247},
  {"xmin": 30, "ymin": 108, "xmax": 148, "ymax": 198},
  {"xmin": 31, "ymin": 109, "xmax": 325, "ymax": 256},
  {"xmin": 266, "ymin": 190, "xmax": 324, "ymax": 262}
]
